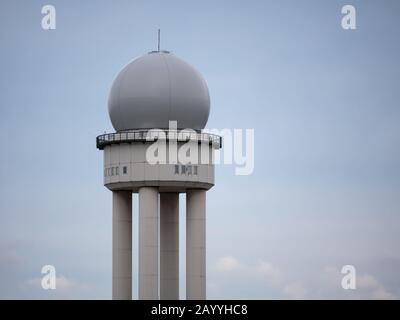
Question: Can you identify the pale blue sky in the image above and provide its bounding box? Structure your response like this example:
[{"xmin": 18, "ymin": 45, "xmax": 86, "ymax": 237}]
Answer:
[{"xmin": 0, "ymin": 0, "xmax": 399, "ymax": 299}]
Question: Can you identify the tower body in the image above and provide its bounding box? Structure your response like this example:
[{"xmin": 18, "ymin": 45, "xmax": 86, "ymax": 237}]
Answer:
[{"xmin": 97, "ymin": 50, "xmax": 221, "ymax": 300}]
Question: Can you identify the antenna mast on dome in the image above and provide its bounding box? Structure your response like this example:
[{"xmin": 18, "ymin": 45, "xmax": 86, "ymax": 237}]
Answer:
[{"xmin": 157, "ymin": 29, "xmax": 161, "ymax": 51}]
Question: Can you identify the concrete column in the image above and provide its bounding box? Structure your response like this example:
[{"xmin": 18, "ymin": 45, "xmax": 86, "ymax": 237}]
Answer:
[
  {"xmin": 112, "ymin": 191, "xmax": 132, "ymax": 300},
  {"xmin": 186, "ymin": 190, "xmax": 206, "ymax": 300},
  {"xmin": 139, "ymin": 187, "xmax": 159, "ymax": 300},
  {"xmin": 160, "ymin": 193, "xmax": 179, "ymax": 300}
]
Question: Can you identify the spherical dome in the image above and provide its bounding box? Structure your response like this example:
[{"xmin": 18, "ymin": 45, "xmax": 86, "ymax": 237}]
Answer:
[{"xmin": 108, "ymin": 51, "xmax": 210, "ymax": 131}]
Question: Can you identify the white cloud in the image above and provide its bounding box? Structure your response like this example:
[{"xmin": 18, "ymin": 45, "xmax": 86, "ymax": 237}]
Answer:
[
  {"xmin": 216, "ymin": 256, "xmax": 241, "ymax": 272},
  {"xmin": 256, "ymin": 261, "xmax": 283, "ymax": 286},
  {"xmin": 320, "ymin": 266, "xmax": 396, "ymax": 300},
  {"xmin": 357, "ymin": 274, "xmax": 395, "ymax": 300},
  {"xmin": 370, "ymin": 287, "xmax": 395, "ymax": 300},
  {"xmin": 256, "ymin": 261, "xmax": 307, "ymax": 299},
  {"xmin": 211, "ymin": 258, "xmax": 398, "ymax": 299},
  {"xmin": 25, "ymin": 275, "xmax": 91, "ymax": 299},
  {"xmin": 283, "ymin": 282, "xmax": 307, "ymax": 299},
  {"xmin": 357, "ymin": 274, "xmax": 379, "ymax": 289}
]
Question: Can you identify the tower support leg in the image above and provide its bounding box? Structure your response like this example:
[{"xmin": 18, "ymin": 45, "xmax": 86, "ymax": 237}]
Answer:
[
  {"xmin": 112, "ymin": 191, "xmax": 132, "ymax": 300},
  {"xmin": 139, "ymin": 187, "xmax": 159, "ymax": 300},
  {"xmin": 186, "ymin": 190, "xmax": 206, "ymax": 300},
  {"xmin": 160, "ymin": 192, "xmax": 180, "ymax": 300}
]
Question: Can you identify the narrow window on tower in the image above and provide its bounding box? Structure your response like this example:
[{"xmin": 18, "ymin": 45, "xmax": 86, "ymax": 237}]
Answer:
[
  {"xmin": 181, "ymin": 165, "xmax": 186, "ymax": 174},
  {"xmin": 116, "ymin": 166, "xmax": 119, "ymax": 175},
  {"xmin": 187, "ymin": 165, "xmax": 192, "ymax": 175},
  {"xmin": 174, "ymin": 165, "xmax": 179, "ymax": 174},
  {"xmin": 194, "ymin": 166, "xmax": 198, "ymax": 175},
  {"xmin": 111, "ymin": 167, "xmax": 114, "ymax": 176},
  {"xmin": 123, "ymin": 166, "xmax": 127, "ymax": 174}
]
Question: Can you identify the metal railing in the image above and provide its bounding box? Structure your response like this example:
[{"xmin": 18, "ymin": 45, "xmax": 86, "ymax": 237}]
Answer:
[{"xmin": 96, "ymin": 129, "xmax": 222, "ymax": 150}]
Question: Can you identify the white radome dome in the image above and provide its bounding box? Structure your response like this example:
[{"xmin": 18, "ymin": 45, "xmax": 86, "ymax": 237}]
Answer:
[{"xmin": 108, "ymin": 51, "xmax": 210, "ymax": 131}]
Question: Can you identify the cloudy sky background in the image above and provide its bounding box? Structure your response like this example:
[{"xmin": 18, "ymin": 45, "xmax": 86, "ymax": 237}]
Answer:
[{"xmin": 1, "ymin": 0, "xmax": 399, "ymax": 299}]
